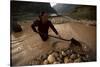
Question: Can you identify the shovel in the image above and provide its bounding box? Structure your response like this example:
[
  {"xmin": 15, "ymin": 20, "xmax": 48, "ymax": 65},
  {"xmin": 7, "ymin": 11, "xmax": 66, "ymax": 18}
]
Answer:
[
  {"xmin": 48, "ymin": 34, "xmax": 82, "ymax": 47},
  {"xmin": 34, "ymin": 31, "xmax": 82, "ymax": 47}
]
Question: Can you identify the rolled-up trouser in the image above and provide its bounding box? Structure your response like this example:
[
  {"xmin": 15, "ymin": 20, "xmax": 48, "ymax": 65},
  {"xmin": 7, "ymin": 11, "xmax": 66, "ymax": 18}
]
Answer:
[{"xmin": 39, "ymin": 32, "xmax": 48, "ymax": 41}]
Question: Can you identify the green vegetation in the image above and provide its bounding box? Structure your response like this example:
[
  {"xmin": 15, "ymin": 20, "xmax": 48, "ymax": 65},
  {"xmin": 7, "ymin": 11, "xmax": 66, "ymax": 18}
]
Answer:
[{"xmin": 68, "ymin": 5, "xmax": 96, "ymax": 20}]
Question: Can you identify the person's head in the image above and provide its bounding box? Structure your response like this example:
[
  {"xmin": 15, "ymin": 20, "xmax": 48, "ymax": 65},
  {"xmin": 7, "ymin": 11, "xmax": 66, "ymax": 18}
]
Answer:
[{"xmin": 39, "ymin": 11, "xmax": 48, "ymax": 23}]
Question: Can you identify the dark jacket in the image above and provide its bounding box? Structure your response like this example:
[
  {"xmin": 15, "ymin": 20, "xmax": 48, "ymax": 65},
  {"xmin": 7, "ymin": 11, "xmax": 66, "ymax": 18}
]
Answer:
[{"xmin": 31, "ymin": 20, "xmax": 58, "ymax": 35}]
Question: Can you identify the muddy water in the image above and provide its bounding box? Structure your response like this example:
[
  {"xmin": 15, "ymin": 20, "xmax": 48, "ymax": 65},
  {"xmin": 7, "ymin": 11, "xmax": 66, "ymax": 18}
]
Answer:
[{"xmin": 11, "ymin": 21, "xmax": 96, "ymax": 65}]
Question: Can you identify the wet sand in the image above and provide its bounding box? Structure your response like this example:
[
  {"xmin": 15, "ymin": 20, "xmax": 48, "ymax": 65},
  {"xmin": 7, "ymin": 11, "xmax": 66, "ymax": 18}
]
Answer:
[{"xmin": 11, "ymin": 19, "xmax": 96, "ymax": 65}]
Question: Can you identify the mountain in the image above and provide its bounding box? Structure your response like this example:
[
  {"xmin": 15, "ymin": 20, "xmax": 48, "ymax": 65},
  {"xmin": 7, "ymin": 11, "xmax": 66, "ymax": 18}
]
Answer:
[
  {"xmin": 11, "ymin": 1, "xmax": 56, "ymax": 20},
  {"xmin": 53, "ymin": 4, "xmax": 77, "ymax": 15},
  {"xmin": 68, "ymin": 5, "xmax": 96, "ymax": 20},
  {"xmin": 53, "ymin": 4, "xmax": 96, "ymax": 20}
]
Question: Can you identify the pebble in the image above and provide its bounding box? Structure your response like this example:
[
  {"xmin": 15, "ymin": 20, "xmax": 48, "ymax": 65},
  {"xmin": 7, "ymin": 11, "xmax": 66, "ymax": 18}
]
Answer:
[
  {"xmin": 74, "ymin": 58, "xmax": 81, "ymax": 62},
  {"xmin": 59, "ymin": 54, "xmax": 63, "ymax": 59},
  {"xmin": 86, "ymin": 55, "xmax": 89, "ymax": 58},
  {"xmin": 65, "ymin": 49, "xmax": 72, "ymax": 55},
  {"xmin": 77, "ymin": 54, "xmax": 81, "ymax": 58},
  {"xmin": 32, "ymin": 46, "xmax": 89, "ymax": 65},
  {"xmin": 51, "ymin": 52, "xmax": 59, "ymax": 57},
  {"xmin": 41, "ymin": 54, "xmax": 48, "ymax": 60},
  {"xmin": 47, "ymin": 54, "xmax": 56, "ymax": 63},
  {"xmin": 61, "ymin": 51, "xmax": 66, "ymax": 56},
  {"xmin": 43, "ymin": 60, "xmax": 49, "ymax": 64},
  {"xmin": 68, "ymin": 59, "xmax": 73, "ymax": 63},
  {"xmin": 70, "ymin": 54, "xmax": 77, "ymax": 60},
  {"xmin": 64, "ymin": 57, "xmax": 69, "ymax": 63},
  {"xmin": 56, "ymin": 57, "xmax": 63, "ymax": 63},
  {"xmin": 53, "ymin": 61, "xmax": 60, "ymax": 64}
]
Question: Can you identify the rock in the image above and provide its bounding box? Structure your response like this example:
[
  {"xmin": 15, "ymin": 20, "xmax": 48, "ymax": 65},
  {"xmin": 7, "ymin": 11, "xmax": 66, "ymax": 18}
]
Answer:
[
  {"xmin": 77, "ymin": 54, "xmax": 81, "ymax": 58},
  {"xmin": 74, "ymin": 58, "xmax": 81, "ymax": 62},
  {"xmin": 64, "ymin": 57, "xmax": 69, "ymax": 63},
  {"xmin": 59, "ymin": 54, "xmax": 63, "ymax": 59},
  {"xmin": 68, "ymin": 59, "xmax": 73, "ymax": 63},
  {"xmin": 11, "ymin": 21, "xmax": 22, "ymax": 32},
  {"xmin": 65, "ymin": 49, "xmax": 73, "ymax": 55},
  {"xmin": 47, "ymin": 54, "xmax": 56, "ymax": 63},
  {"xmin": 41, "ymin": 54, "xmax": 48, "ymax": 60},
  {"xmin": 51, "ymin": 52, "xmax": 59, "ymax": 57},
  {"xmin": 81, "ymin": 57, "xmax": 88, "ymax": 62},
  {"xmin": 56, "ymin": 57, "xmax": 63, "ymax": 63},
  {"xmin": 64, "ymin": 56, "xmax": 73, "ymax": 63},
  {"xmin": 53, "ymin": 61, "xmax": 60, "ymax": 64},
  {"xmin": 70, "ymin": 54, "xmax": 77, "ymax": 60},
  {"xmin": 86, "ymin": 55, "xmax": 89, "ymax": 59},
  {"xmin": 61, "ymin": 51, "xmax": 66, "ymax": 56},
  {"xmin": 82, "ymin": 43, "xmax": 89, "ymax": 52},
  {"xmin": 81, "ymin": 55, "xmax": 89, "ymax": 62},
  {"xmin": 43, "ymin": 60, "xmax": 49, "ymax": 64}
]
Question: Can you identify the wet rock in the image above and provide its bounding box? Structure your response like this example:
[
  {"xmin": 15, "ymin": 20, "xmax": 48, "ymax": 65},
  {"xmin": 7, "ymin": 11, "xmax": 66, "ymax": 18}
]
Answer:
[
  {"xmin": 68, "ymin": 59, "xmax": 73, "ymax": 63},
  {"xmin": 70, "ymin": 54, "xmax": 77, "ymax": 60},
  {"xmin": 56, "ymin": 57, "xmax": 63, "ymax": 63},
  {"xmin": 51, "ymin": 52, "xmax": 59, "ymax": 57},
  {"xmin": 53, "ymin": 61, "xmax": 60, "ymax": 64},
  {"xmin": 40, "ymin": 45, "xmax": 90, "ymax": 64},
  {"xmin": 82, "ymin": 43, "xmax": 89, "ymax": 52},
  {"xmin": 64, "ymin": 57, "xmax": 69, "ymax": 63},
  {"xmin": 47, "ymin": 54, "xmax": 56, "ymax": 63},
  {"xmin": 41, "ymin": 54, "xmax": 48, "ymax": 60},
  {"xmin": 61, "ymin": 51, "xmax": 66, "ymax": 56},
  {"xmin": 65, "ymin": 49, "xmax": 73, "ymax": 56},
  {"xmin": 81, "ymin": 57, "xmax": 88, "ymax": 62},
  {"xmin": 77, "ymin": 54, "xmax": 81, "ymax": 58},
  {"xmin": 74, "ymin": 58, "xmax": 81, "ymax": 62},
  {"xmin": 67, "ymin": 49, "xmax": 72, "ymax": 54},
  {"xmin": 12, "ymin": 21, "xmax": 22, "ymax": 32},
  {"xmin": 81, "ymin": 55, "xmax": 89, "ymax": 62},
  {"xmin": 86, "ymin": 55, "xmax": 89, "ymax": 59},
  {"xmin": 43, "ymin": 60, "xmax": 49, "ymax": 64},
  {"xmin": 59, "ymin": 54, "xmax": 63, "ymax": 59}
]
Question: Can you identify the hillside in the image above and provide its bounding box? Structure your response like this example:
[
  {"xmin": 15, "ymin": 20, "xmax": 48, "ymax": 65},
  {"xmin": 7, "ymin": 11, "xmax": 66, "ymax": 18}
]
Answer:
[
  {"xmin": 11, "ymin": 1, "xmax": 56, "ymax": 20},
  {"xmin": 53, "ymin": 4, "xmax": 96, "ymax": 20},
  {"xmin": 68, "ymin": 5, "xmax": 96, "ymax": 20},
  {"xmin": 53, "ymin": 4, "xmax": 77, "ymax": 15}
]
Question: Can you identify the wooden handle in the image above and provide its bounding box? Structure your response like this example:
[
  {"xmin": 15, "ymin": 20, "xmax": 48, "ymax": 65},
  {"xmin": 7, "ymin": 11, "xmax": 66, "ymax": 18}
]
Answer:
[{"xmin": 48, "ymin": 34, "xmax": 71, "ymax": 41}]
